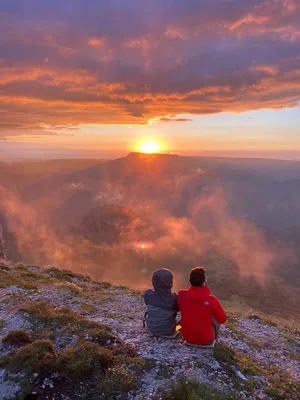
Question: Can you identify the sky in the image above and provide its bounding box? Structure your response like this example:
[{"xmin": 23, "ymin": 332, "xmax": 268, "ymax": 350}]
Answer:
[{"xmin": 0, "ymin": 0, "xmax": 300, "ymax": 160}]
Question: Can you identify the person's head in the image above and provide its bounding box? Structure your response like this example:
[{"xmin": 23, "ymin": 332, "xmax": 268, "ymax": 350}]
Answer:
[
  {"xmin": 189, "ymin": 267, "xmax": 207, "ymax": 287},
  {"xmin": 152, "ymin": 269, "xmax": 173, "ymax": 293}
]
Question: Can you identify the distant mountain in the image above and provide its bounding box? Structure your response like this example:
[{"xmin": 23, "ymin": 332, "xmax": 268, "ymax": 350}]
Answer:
[{"xmin": 1, "ymin": 153, "xmax": 300, "ymax": 320}]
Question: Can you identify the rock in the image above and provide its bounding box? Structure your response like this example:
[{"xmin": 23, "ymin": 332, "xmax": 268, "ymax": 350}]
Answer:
[{"xmin": 235, "ymin": 370, "xmax": 248, "ymax": 381}]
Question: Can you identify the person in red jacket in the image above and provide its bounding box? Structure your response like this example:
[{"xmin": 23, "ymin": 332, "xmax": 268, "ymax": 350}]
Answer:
[{"xmin": 178, "ymin": 267, "xmax": 226, "ymax": 345}]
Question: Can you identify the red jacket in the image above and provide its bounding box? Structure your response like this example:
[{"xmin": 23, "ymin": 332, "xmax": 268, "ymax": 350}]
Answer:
[{"xmin": 178, "ymin": 286, "xmax": 226, "ymax": 345}]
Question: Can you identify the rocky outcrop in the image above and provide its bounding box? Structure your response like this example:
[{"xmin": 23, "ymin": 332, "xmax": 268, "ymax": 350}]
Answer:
[{"xmin": 0, "ymin": 264, "xmax": 299, "ymax": 399}]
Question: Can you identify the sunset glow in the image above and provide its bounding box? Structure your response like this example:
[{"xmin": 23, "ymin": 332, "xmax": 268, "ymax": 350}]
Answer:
[
  {"xmin": 0, "ymin": 1, "xmax": 299, "ymax": 159},
  {"xmin": 140, "ymin": 141, "xmax": 160, "ymax": 154}
]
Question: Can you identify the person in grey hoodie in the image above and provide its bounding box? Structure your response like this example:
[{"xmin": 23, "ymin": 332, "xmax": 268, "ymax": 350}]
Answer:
[{"xmin": 144, "ymin": 269, "xmax": 178, "ymax": 337}]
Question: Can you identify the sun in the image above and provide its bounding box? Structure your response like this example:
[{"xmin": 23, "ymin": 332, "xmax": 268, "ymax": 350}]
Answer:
[{"xmin": 140, "ymin": 140, "xmax": 160, "ymax": 154}]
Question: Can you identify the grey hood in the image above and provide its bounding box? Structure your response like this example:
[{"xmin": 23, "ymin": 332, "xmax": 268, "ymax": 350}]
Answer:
[{"xmin": 152, "ymin": 269, "xmax": 173, "ymax": 293}]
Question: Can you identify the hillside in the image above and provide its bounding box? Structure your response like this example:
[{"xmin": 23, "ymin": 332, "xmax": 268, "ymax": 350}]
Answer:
[{"xmin": 0, "ymin": 261, "xmax": 299, "ymax": 400}]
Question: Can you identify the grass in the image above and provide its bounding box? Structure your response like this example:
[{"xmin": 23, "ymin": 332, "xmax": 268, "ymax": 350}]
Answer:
[
  {"xmin": 215, "ymin": 343, "xmax": 261, "ymax": 376},
  {"xmin": 0, "ymin": 339, "xmax": 56, "ymax": 396},
  {"xmin": 213, "ymin": 343, "xmax": 300, "ymax": 399},
  {"xmin": 55, "ymin": 341, "xmax": 113, "ymax": 377},
  {"xmin": 156, "ymin": 363, "xmax": 174, "ymax": 380},
  {"xmin": 153, "ymin": 376, "xmax": 239, "ymax": 400},
  {"xmin": 2, "ymin": 330, "xmax": 32, "ymax": 347},
  {"xmin": 98, "ymin": 365, "xmax": 139, "ymax": 399},
  {"xmin": 80, "ymin": 302, "xmax": 97, "ymax": 314},
  {"xmin": 0, "ymin": 299, "xmax": 145, "ymax": 399},
  {"xmin": 44, "ymin": 266, "xmax": 92, "ymax": 283},
  {"xmin": 0, "ymin": 265, "xmax": 40, "ymax": 290},
  {"xmin": 246, "ymin": 313, "xmax": 278, "ymax": 328},
  {"xmin": 264, "ymin": 387, "xmax": 282, "ymax": 399},
  {"xmin": 0, "ymin": 319, "xmax": 5, "ymax": 330},
  {"xmin": 19, "ymin": 301, "xmax": 115, "ymax": 346},
  {"xmin": 0, "ymin": 338, "xmax": 145, "ymax": 399}
]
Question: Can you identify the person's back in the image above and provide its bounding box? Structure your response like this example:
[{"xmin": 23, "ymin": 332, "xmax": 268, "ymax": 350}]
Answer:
[
  {"xmin": 178, "ymin": 267, "xmax": 226, "ymax": 345},
  {"xmin": 144, "ymin": 269, "xmax": 178, "ymax": 337}
]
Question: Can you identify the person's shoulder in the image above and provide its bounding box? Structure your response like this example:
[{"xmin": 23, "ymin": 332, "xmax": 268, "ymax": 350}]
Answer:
[
  {"xmin": 144, "ymin": 288, "xmax": 154, "ymax": 299},
  {"xmin": 170, "ymin": 292, "xmax": 178, "ymax": 301},
  {"xmin": 178, "ymin": 289, "xmax": 188, "ymax": 298},
  {"xmin": 208, "ymin": 293, "xmax": 221, "ymax": 304}
]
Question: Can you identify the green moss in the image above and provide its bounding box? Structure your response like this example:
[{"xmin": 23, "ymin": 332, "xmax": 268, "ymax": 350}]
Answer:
[{"xmin": 153, "ymin": 377, "xmax": 239, "ymax": 400}]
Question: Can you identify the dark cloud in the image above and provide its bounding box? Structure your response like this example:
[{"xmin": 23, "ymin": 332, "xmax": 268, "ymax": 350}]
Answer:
[{"xmin": 0, "ymin": 0, "xmax": 299, "ymax": 132}]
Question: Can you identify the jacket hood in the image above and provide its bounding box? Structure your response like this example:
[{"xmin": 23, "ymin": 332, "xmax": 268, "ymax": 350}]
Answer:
[
  {"xmin": 152, "ymin": 269, "xmax": 173, "ymax": 293},
  {"xmin": 188, "ymin": 286, "xmax": 211, "ymax": 301}
]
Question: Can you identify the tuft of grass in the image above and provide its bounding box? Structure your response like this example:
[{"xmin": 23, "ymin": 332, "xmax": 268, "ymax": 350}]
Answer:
[
  {"xmin": 0, "ymin": 339, "xmax": 56, "ymax": 396},
  {"xmin": 45, "ymin": 266, "xmax": 91, "ymax": 283},
  {"xmin": 19, "ymin": 301, "xmax": 114, "ymax": 345},
  {"xmin": 247, "ymin": 314, "xmax": 262, "ymax": 321},
  {"xmin": 85, "ymin": 327, "xmax": 116, "ymax": 346},
  {"xmin": 214, "ymin": 343, "xmax": 300, "ymax": 399},
  {"xmin": 98, "ymin": 365, "xmax": 139, "ymax": 399},
  {"xmin": 0, "ymin": 333, "xmax": 144, "ymax": 399},
  {"xmin": 264, "ymin": 387, "xmax": 282, "ymax": 399},
  {"xmin": 0, "ymin": 266, "xmax": 39, "ymax": 290},
  {"xmin": 55, "ymin": 341, "xmax": 113, "ymax": 378},
  {"xmin": 96, "ymin": 282, "xmax": 113, "ymax": 289},
  {"xmin": 80, "ymin": 303, "xmax": 97, "ymax": 314},
  {"xmin": 59, "ymin": 283, "xmax": 82, "ymax": 296},
  {"xmin": 214, "ymin": 343, "xmax": 264, "ymax": 379},
  {"xmin": 289, "ymin": 352, "xmax": 300, "ymax": 361},
  {"xmin": 246, "ymin": 313, "xmax": 278, "ymax": 327},
  {"xmin": 153, "ymin": 376, "xmax": 239, "ymax": 400},
  {"xmin": 143, "ymin": 358, "xmax": 157, "ymax": 371},
  {"xmin": 0, "ymin": 319, "xmax": 5, "ymax": 330},
  {"xmin": 2, "ymin": 330, "xmax": 32, "ymax": 347},
  {"xmin": 156, "ymin": 363, "xmax": 174, "ymax": 380}
]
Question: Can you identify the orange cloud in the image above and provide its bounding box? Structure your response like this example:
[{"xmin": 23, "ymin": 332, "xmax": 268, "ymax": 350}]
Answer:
[{"xmin": 0, "ymin": 0, "xmax": 299, "ymax": 135}]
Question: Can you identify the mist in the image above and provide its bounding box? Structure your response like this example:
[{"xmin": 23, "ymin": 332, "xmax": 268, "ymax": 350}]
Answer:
[{"xmin": 0, "ymin": 154, "xmax": 299, "ymax": 320}]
